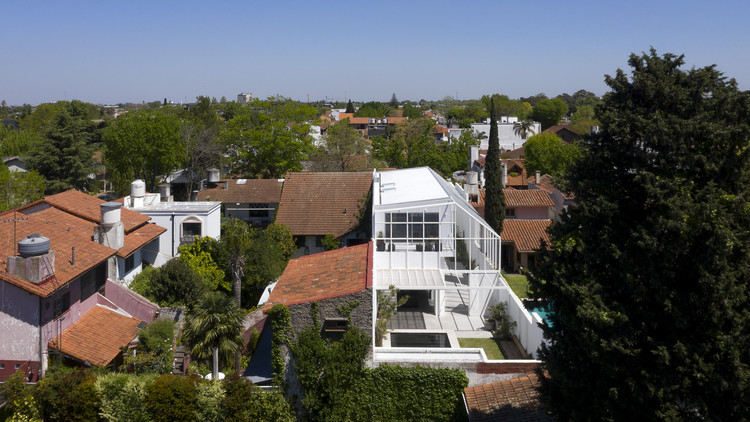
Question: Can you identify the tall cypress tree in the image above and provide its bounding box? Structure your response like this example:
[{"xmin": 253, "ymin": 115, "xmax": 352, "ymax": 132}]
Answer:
[
  {"xmin": 345, "ymin": 99, "xmax": 354, "ymax": 114},
  {"xmin": 532, "ymin": 49, "xmax": 750, "ymax": 420},
  {"xmin": 484, "ymin": 98, "xmax": 505, "ymax": 234}
]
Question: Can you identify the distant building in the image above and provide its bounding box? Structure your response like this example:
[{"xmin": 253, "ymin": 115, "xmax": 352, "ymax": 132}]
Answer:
[
  {"xmin": 237, "ymin": 93, "xmax": 252, "ymax": 105},
  {"xmin": 197, "ymin": 178, "xmax": 283, "ymax": 227}
]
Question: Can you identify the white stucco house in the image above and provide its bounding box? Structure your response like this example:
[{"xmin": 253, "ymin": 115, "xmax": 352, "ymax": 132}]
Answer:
[
  {"xmin": 448, "ymin": 117, "xmax": 542, "ymax": 151},
  {"xmin": 121, "ymin": 180, "xmax": 221, "ymax": 271},
  {"xmin": 370, "ymin": 167, "xmax": 544, "ymax": 362}
]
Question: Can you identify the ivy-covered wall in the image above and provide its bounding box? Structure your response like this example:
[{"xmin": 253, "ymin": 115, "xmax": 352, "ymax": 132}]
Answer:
[{"xmin": 286, "ymin": 290, "xmax": 372, "ymax": 338}]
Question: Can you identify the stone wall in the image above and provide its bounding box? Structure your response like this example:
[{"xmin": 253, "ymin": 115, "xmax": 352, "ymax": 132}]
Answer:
[{"xmin": 287, "ymin": 290, "xmax": 372, "ymax": 338}]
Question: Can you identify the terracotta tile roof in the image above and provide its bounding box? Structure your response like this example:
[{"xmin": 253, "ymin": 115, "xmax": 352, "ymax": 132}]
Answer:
[
  {"xmin": 387, "ymin": 117, "xmax": 407, "ymax": 124},
  {"xmin": 275, "ymin": 172, "xmax": 372, "ymax": 237},
  {"xmin": 0, "ymin": 208, "xmax": 116, "ymax": 297},
  {"xmin": 532, "ymin": 174, "xmax": 575, "ymax": 200},
  {"xmin": 541, "ymin": 124, "xmax": 570, "ymax": 134},
  {"xmin": 1, "ymin": 190, "xmax": 163, "ymax": 296},
  {"xmin": 117, "ymin": 223, "xmax": 165, "ymax": 258},
  {"xmin": 337, "ymin": 113, "xmax": 354, "ymax": 121},
  {"xmin": 464, "ymin": 373, "xmax": 552, "ymax": 422},
  {"xmin": 505, "ymin": 146, "xmax": 525, "ymax": 159},
  {"xmin": 391, "ymin": 109, "xmax": 404, "ymax": 117},
  {"xmin": 263, "ymin": 242, "xmax": 372, "ymax": 309},
  {"xmin": 28, "ymin": 190, "xmax": 150, "ymax": 233},
  {"xmin": 347, "ymin": 117, "xmax": 370, "ymax": 125},
  {"xmin": 48, "ymin": 305, "xmax": 142, "ymax": 366},
  {"xmin": 504, "ymin": 189, "xmax": 554, "ymax": 208},
  {"xmin": 502, "ymin": 219, "xmax": 551, "ymax": 252},
  {"xmin": 196, "ymin": 178, "xmax": 283, "ymax": 203}
]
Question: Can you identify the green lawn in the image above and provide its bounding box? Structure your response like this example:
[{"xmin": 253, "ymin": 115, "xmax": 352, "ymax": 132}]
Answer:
[
  {"xmin": 504, "ymin": 273, "xmax": 530, "ymax": 299},
  {"xmin": 458, "ymin": 338, "xmax": 505, "ymax": 360}
]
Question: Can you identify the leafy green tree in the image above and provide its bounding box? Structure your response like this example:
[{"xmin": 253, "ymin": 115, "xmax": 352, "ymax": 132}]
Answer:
[
  {"xmin": 103, "ymin": 108, "xmax": 184, "ymax": 195},
  {"xmin": 483, "ymin": 98, "xmax": 505, "ymax": 234},
  {"xmin": 435, "ymin": 129, "xmax": 482, "ymax": 176},
  {"xmin": 221, "ymin": 218, "xmax": 252, "ymax": 307},
  {"xmin": 401, "ymin": 103, "xmax": 423, "ymax": 119},
  {"xmin": 532, "ymin": 49, "xmax": 750, "ymax": 420},
  {"xmin": 0, "ymin": 124, "xmax": 40, "ymax": 157},
  {"xmin": 36, "ymin": 369, "xmax": 101, "ymax": 422},
  {"xmin": 244, "ymin": 223, "xmax": 296, "ymax": 306},
  {"xmin": 0, "ymin": 166, "xmax": 45, "ymax": 212},
  {"xmin": 375, "ymin": 285, "xmax": 408, "ymax": 347},
  {"xmin": 125, "ymin": 319, "xmax": 176, "ymax": 374},
  {"xmin": 523, "ymin": 132, "xmax": 582, "ymax": 176},
  {"xmin": 178, "ymin": 236, "xmax": 229, "ymax": 291},
  {"xmin": 371, "ymin": 118, "xmax": 439, "ymax": 170},
  {"xmin": 140, "ymin": 259, "xmax": 207, "ymax": 309},
  {"xmin": 481, "ymin": 94, "xmax": 527, "ymax": 119},
  {"xmin": 24, "ymin": 110, "xmax": 96, "ymax": 194},
  {"xmin": 530, "ymin": 97, "xmax": 568, "ymax": 130},
  {"xmin": 354, "ymin": 101, "xmax": 389, "ymax": 118},
  {"xmin": 221, "ymin": 96, "xmax": 317, "ymax": 178},
  {"xmin": 183, "ymin": 292, "xmax": 245, "ymax": 378},
  {"xmin": 96, "ymin": 373, "xmax": 157, "ymax": 422},
  {"xmin": 309, "ymin": 118, "xmax": 369, "ymax": 171}
]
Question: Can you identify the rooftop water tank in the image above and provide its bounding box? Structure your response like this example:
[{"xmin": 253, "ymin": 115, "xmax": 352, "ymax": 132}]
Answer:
[
  {"xmin": 207, "ymin": 168, "xmax": 220, "ymax": 183},
  {"xmin": 159, "ymin": 183, "xmax": 171, "ymax": 198},
  {"xmin": 131, "ymin": 180, "xmax": 146, "ymax": 198},
  {"xmin": 100, "ymin": 202, "xmax": 122, "ymax": 225},
  {"xmin": 18, "ymin": 234, "xmax": 50, "ymax": 258}
]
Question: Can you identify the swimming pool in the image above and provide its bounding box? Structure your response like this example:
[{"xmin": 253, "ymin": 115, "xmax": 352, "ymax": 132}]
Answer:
[
  {"xmin": 527, "ymin": 304, "xmax": 553, "ymax": 327},
  {"xmin": 390, "ymin": 332, "xmax": 451, "ymax": 348}
]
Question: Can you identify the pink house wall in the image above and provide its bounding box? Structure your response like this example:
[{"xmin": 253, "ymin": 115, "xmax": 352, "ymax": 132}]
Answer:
[
  {"xmin": 0, "ymin": 281, "xmax": 41, "ymax": 381},
  {"xmin": 104, "ymin": 279, "xmax": 159, "ymax": 323},
  {"xmin": 514, "ymin": 207, "xmax": 548, "ymax": 220}
]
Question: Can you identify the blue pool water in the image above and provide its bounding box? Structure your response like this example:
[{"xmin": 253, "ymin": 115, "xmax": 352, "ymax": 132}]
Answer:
[{"xmin": 527, "ymin": 305, "xmax": 553, "ymax": 327}]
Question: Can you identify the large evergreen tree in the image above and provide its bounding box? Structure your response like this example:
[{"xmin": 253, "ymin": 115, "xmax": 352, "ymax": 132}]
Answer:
[
  {"xmin": 532, "ymin": 49, "xmax": 750, "ymax": 420},
  {"xmin": 25, "ymin": 110, "xmax": 96, "ymax": 194},
  {"xmin": 483, "ymin": 98, "xmax": 505, "ymax": 234}
]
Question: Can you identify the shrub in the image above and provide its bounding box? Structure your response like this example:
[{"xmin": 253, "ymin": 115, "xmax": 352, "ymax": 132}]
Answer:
[
  {"xmin": 35, "ymin": 369, "xmax": 101, "ymax": 422},
  {"xmin": 96, "ymin": 373, "xmax": 155, "ymax": 422},
  {"xmin": 195, "ymin": 379, "xmax": 225, "ymax": 422},
  {"xmin": 145, "ymin": 374, "xmax": 199, "ymax": 422},
  {"xmin": 221, "ymin": 375, "xmax": 294, "ymax": 422},
  {"xmin": 2, "ymin": 370, "xmax": 30, "ymax": 415},
  {"xmin": 147, "ymin": 259, "xmax": 207, "ymax": 308}
]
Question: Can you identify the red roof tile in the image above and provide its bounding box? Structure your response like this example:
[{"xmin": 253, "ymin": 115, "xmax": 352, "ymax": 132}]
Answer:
[
  {"xmin": 464, "ymin": 373, "xmax": 551, "ymax": 422},
  {"xmin": 0, "ymin": 208, "xmax": 116, "ymax": 297},
  {"xmin": 263, "ymin": 242, "xmax": 372, "ymax": 309},
  {"xmin": 48, "ymin": 305, "xmax": 142, "ymax": 366},
  {"xmin": 196, "ymin": 178, "xmax": 283, "ymax": 203},
  {"xmin": 28, "ymin": 190, "xmax": 150, "ymax": 233},
  {"xmin": 117, "ymin": 223, "xmax": 166, "ymax": 258},
  {"xmin": 504, "ymin": 189, "xmax": 554, "ymax": 208},
  {"xmin": 275, "ymin": 172, "xmax": 372, "ymax": 237},
  {"xmin": 502, "ymin": 219, "xmax": 551, "ymax": 252}
]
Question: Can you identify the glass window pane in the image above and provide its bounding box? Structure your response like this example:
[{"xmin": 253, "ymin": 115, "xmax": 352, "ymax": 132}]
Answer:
[
  {"xmin": 425, "ymin": 213, "xmax": 439, "ymax": 222},
  {"xmin": 408, "ymin": 213, "xmax": 423, "ymax": 222}
]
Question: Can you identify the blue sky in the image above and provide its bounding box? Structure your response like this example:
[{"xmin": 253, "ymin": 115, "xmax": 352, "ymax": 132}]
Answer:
[{"xmin": 3, "ymin": 0, "xmax": 749, "ymax": 105}]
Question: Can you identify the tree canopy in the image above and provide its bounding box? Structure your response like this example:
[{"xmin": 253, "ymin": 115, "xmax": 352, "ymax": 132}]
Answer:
[
  {"xmin": 102, "ymin": 108, "xmax": 184, "ymax": 195},
  {"xmin": 530, "ymin": 97, "xmax": 568, "ymax": 130},
  {"xmin": 523, "ymin": 132, "xmax": 582, "ymax": 176},
  {"xmin": 309, "ymin": 118, "xmax": 369, "ymax": 171},
  {"xmin": 221, "ymin": 96, "xmax": 317, "ymax": 178},
  {"xmin": 532, "ymin": 49, "xmax": 750, "ymax": 420}
]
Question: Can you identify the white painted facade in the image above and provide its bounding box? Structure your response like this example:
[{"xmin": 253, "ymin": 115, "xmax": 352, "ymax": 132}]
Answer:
[
  {"xmin": 370, "ymin": 167, "xmax": 544, "ymax": 361},
  {"xmin": 122, "ymin": 189, "xmax": 221, "ymax": 267},
  {"xmin": 448, "ymin": 117, "xmax": 541, "ymax": 151}
]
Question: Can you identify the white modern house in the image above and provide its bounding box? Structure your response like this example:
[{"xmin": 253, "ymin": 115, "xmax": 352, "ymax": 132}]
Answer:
[
  {"xmin": 121, "ymin": 180, "xmax": 221, "ymax": 270},
  {"xmin": 370, "ymin": 167, "xmax": 544, "ymax": 362},
  {"xmin": 448, "ymin": 117, "xmax": 542, "ymax": 151}
]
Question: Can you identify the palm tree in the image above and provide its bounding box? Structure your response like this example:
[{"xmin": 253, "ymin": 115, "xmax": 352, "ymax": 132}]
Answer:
[
  {"xmin": 221, "ymin": 218, "xmax": 252, "ymax": 307},
  {"xmin": 513, "ymin": 119, "xmax": 536, "ymax": 139},
  {"xmin": 183, "ymin": 291, "xmax": 245, "ymax": 380}
]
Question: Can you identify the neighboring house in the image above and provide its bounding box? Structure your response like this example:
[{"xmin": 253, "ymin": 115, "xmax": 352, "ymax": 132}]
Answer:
[
  {"xmin": 463, "ymin": 373, "xmax": 552, "ymax": 421},
  {"xmin": 263, "ymin": 242, "xmax": 373, "ymax": 336},
  {"xmin": 237, "ymin": 92, "xmax": 252, "ymax": 105},
  {"xmin": 197, "ymin": 178, "xmax": 283, "ymax": 227},
  {"xmin": 275, "ymin": 172, "xmax": 372, "ymax": 257},
  {"xmin": 461, "ymin": 117, "xmax": 541, "ymax": 151},
  {"xmin": 469, "ymin": 188, "xmax": 554, "ymax": 272},
  {"xmin": 371, "ymin": 167, "xmax": 544, "ymax": 362},
  {"xmin": 247, "ymin": 243, "xmax": 373, "ymax": 386},
  {"xmin": 542, "ymin": 124, "xmax": 581, "ymax": 144},
  {"xmin": 468, "ymin": 148, "xmax": 533, "ymax": 189},
  {"xmin": 0, "ymin": 191, "xmax": 163, "ymax": 382},
  {"xmin": 3, "ymin": 156, "xmax": 27, "ymax": 173},
  {"xmin": 528, "ymin": 174, "xmax": 576, "ymax": 222},
  {"xmin": 18, "ymin": 190, "xmax": 166, "ymax": 283},
  {"xmin": 121, "ymin": 180, "xmax": 221, "ymax": 267}
]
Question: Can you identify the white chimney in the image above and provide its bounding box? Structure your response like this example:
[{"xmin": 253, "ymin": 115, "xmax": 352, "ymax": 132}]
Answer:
[
  {"xmin": 159, "ymin": 184, "xmax": 172, "ymax": 202},
  {"xmin": 535, "ymin": 170, "xmax": 541, "ymax": 184},
  {"xmin": 95, "ymin": 202, "xmax": 124, "ymax": 250},
  {"xmin": 502, "ymin": 162, "xmax": 508, "ymax": 188}
]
